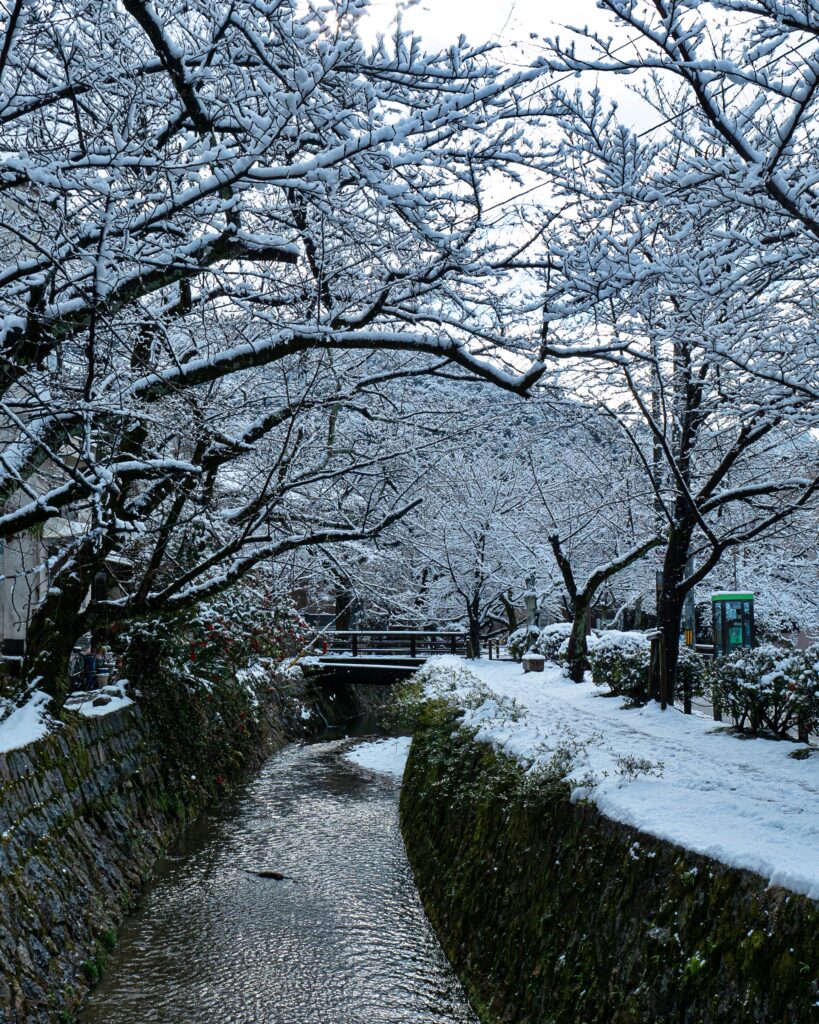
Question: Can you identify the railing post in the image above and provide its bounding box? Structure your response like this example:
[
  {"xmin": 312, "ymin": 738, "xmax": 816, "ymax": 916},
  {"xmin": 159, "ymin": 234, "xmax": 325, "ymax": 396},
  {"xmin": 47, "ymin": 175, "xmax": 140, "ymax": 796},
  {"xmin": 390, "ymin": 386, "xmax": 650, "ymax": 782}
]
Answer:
[
  {"xmin": 351, "ymin": 632, "xmax": 358, "ymax": 657},
  {"xmin": 451, "ymin": 635, "xmax": 457, "ymax": 654},
  {"xmin": 410, "ymin": 634, "xmax": 416, "ymax": 658}
]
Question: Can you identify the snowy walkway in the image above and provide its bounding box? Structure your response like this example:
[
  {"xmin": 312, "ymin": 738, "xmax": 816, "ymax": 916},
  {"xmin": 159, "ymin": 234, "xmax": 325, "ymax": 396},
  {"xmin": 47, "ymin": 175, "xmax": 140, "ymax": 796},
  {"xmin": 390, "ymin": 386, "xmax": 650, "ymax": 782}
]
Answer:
[{"xmin": 427, "ymin": 658, "xmax": 819, "ymax": 900}]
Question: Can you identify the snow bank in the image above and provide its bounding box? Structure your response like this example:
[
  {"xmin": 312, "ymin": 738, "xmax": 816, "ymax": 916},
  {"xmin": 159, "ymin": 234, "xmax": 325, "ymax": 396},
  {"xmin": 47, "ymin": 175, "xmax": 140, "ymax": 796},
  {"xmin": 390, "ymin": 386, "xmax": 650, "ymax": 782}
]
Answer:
[
  {"xmin": 343, "ymin": 736, "xmax": 412, "ymax": 779},
  {"xmin": 421, "ymin": 657, "xmax": 819, "ymax": 900},
  {"xmin": 0, "ymin": 691, "xmax": 53, "ymax": 752},
  {"xmin": 64, "ymin": 679, "xmax": 134, "ymax": 717}
]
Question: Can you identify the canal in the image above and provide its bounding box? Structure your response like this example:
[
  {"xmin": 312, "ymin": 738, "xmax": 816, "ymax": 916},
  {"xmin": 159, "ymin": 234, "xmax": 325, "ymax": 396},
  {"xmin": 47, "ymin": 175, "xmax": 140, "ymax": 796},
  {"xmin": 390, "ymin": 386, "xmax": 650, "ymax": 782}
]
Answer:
[{"xmin": 80, "ymin": 733, "xmax": 477, "ymax": 1024}]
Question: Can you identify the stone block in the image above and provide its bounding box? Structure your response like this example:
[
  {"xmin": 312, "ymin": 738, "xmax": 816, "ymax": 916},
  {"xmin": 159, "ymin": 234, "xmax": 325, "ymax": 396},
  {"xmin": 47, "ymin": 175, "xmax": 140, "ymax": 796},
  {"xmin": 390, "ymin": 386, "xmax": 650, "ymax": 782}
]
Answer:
[{"xmin": 521, "ymin": 652, "xmax": 546, "ymax": 673}]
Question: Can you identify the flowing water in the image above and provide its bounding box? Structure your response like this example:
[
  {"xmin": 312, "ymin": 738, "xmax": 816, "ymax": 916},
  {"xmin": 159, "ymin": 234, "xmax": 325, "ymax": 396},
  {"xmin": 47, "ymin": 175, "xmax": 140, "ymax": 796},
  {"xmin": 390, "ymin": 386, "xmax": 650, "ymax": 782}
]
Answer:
[{"xmin": 80, "ymin": 734, "xmax": 477, "ymax": 1024}]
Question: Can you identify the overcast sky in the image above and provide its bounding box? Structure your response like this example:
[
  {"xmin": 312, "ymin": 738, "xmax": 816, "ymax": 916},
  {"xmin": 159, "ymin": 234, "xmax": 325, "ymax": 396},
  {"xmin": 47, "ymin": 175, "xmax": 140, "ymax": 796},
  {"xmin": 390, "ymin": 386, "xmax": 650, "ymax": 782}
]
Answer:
[{"xmin": 359, "ymin": 0, "xmax": 656, "ymax": 129}]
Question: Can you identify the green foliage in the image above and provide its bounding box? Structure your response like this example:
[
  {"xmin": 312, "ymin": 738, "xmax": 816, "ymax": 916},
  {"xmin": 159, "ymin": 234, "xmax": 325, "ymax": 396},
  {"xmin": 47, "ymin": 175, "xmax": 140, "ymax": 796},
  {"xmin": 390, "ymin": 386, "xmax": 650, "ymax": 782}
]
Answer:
[
  {"xmin": 180, "ymin": 590, "xmax": 307, "ymax": 684},
  {"xmin": 80, "ymin": 954, "xmax": 104, "ymax": 986},
  {"xmin": 682, "ymin": 951, "xmax": 707, "ymax": 983},
  {"xmin": 413, "ymin": 698, "xmax": 573, "ymax": 808},
  {"xmin": 675, "ymin": 646, "xmax": 709, "ymax": 702},
  {"xmin": 711, "ymin": 643, "xmax": 819, "ymax": 738},
  {"xmin": 614, "ymin": 754, "xmax": 663, "ymax": 782},
  {"xmin": 384, "ymin": 660, "xmax": 503, "ymax": 732},
  {"xmin": 507, "ymin": 625, "xmax": 541, "ymax": 662},
  {"xmin": 589, "ymin": 631, "xmax": 650, "ymax": 704},
  {"xmin": 120, "ymin": 582, "xmax": 307, "ymax": 691},
  {"xmin": 380, "ymin": 678, "xmax": 427, "ymax": 731}
]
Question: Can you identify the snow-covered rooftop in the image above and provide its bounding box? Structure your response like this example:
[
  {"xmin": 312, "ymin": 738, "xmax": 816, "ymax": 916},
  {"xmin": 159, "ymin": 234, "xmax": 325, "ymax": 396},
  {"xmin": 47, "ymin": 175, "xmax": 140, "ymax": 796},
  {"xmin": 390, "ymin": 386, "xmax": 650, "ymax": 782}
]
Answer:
[{"xmin": 421, "ymin": 657, "xmax": 819, "ymax": 901}]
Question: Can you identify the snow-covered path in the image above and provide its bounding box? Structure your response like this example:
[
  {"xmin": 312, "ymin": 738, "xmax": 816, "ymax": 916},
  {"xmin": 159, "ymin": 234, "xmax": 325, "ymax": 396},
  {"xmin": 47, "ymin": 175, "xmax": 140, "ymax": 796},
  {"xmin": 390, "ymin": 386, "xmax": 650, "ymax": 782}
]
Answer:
[{"xmin": 432, "ymin": 658, "xmax": 819, "ymax": 899}]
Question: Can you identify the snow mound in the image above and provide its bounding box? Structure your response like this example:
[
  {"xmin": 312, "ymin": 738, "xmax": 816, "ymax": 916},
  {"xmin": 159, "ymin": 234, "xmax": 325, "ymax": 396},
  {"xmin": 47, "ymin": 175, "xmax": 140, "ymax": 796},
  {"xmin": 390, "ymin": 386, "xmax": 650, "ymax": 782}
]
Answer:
[
  {"xmin": 0, "ymin": 691, "xmax": 54, "ymax": 752},
  {"xmin": 64, "ymin": 679, "xmax": 134, "ymax": 717},
  {"xmin": 343, "ymin": 736, "xmax": 412, "ymax": 779}
]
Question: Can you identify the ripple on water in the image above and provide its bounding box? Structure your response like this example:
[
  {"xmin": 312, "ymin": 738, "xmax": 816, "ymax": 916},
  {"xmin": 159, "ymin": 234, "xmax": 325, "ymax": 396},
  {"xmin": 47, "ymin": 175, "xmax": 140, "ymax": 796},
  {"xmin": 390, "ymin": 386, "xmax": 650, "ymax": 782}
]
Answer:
[{"xmin": 81, "ymin": 740, "xmax": 478, "ymax": 1024}]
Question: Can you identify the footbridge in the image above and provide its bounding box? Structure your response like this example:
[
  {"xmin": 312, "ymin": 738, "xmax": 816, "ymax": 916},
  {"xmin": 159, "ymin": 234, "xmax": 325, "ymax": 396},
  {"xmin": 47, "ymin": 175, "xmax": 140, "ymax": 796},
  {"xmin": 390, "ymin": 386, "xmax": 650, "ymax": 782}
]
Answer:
[{"xmin": 304, "ymin": 630, "xmax": 470, "ymax": 684}]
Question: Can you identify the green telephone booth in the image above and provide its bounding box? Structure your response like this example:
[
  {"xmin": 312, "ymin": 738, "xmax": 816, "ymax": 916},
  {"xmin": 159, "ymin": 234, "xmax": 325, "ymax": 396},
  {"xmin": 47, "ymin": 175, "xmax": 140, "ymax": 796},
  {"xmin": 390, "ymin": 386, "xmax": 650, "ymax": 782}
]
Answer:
[{"xmin": 711, "ymin": 592, "xmax": 755, "ymax": 656}]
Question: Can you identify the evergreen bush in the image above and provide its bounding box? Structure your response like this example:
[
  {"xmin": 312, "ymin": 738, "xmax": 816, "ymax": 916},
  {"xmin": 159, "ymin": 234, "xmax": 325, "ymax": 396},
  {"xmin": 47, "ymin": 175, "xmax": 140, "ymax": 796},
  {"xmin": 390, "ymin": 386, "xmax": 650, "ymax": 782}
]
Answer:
[
  {"xmin": 712, "ymin": 644, "xmax": 819, "ymax": 739},
  {"xmin": 589, "ymin": 631, "xmax": 650, "ymax": 704},
  {"xmin": 675, "ymin": 646, "xmax": 709, "ymax": 703},
  {"xmin": 507, "ymin": 625, "xmax": 542, "ymax": 662},
  {"xmin": 535, "ymin": 622, "xmax": 575, "ymax": 662}
]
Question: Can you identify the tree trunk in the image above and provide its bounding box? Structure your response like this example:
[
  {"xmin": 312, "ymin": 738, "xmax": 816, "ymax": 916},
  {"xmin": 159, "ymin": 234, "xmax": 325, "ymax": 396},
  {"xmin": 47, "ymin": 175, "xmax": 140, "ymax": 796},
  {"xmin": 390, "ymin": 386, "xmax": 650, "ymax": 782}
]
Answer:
[
  {"xmin": 498, "ymin": 591, "xmax": 518, "ymax": 635},
  {"xmin": 335, "ymin": 583, "xmax": 355, "ymax": 631},
  {"xmin": 653, "ymin": 525, "xmax": 693, "ymax": 706},
  {"xmin": 655, "ymin": 590, "xmax": 685, "ymax": 707},
  {"xmin": 549, "ymin": 532, "xmax": 661, "ymax": 685},
  {"xmin": 467, "ymin": 598, "xmax": 482, "ymax": 659},
  {"xmin": 566, "ymin": 601, "xmax": 590, "ymax": 682},
  {"xmin": 23, "ymin": 573, "xmax": 89, "ymax": 703}
]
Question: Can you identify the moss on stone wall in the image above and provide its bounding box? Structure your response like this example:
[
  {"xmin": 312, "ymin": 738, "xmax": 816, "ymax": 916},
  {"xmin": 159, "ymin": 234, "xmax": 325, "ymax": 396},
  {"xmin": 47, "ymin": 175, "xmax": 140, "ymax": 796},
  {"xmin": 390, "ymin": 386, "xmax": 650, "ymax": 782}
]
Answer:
[
  {"xmin": 400, "ymin": 701, "xmax": 819, "ymax": 1024},
  {"xmin": 0, "ymin": 669, "xmax": 390, "ymax": 1024}
]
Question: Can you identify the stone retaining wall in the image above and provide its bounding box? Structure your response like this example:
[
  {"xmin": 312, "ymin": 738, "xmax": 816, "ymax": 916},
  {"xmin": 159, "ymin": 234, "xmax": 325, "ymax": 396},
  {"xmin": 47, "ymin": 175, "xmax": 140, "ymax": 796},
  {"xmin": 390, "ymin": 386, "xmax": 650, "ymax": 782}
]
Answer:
[
  {"xmin": 0, "ymin": 673, "xmax": 391, "ymax": 1023},
  {"xmin": 400, "ymin": 700, "xmax": 819, "ymax": 1024},
  {"xmin": 0, "ymin": 705, "xmax": 171, "ymax": 1023}
]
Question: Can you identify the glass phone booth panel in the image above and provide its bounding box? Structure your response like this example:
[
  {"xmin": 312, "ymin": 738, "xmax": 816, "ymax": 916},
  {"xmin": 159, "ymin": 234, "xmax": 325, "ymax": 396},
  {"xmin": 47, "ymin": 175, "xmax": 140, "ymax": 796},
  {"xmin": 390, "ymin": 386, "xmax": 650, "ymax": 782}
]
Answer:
[{"xmin": 711, "ymin": 593, "xmax": 755, "ymax": 656}]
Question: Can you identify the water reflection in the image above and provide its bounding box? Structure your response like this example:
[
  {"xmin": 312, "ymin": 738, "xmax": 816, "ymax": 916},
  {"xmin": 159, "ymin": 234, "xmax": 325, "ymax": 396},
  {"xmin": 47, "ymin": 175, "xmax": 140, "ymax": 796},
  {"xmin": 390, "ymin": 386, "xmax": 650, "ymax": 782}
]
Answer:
[{"xmin": 81, "ymin": 739, "xmax": 477, "ymax": 1024}]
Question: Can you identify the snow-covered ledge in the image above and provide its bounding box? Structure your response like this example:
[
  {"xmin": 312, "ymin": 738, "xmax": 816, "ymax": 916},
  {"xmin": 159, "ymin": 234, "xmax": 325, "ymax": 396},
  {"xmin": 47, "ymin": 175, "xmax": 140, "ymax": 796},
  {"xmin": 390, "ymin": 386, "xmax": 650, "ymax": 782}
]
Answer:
[
  {"xmin": 414, "ymin": 655, "xmax": 819, "ymax": 898},
  {"xmin": 399, "ymin": 656, "xmax": 819, "ymax": 1024}
]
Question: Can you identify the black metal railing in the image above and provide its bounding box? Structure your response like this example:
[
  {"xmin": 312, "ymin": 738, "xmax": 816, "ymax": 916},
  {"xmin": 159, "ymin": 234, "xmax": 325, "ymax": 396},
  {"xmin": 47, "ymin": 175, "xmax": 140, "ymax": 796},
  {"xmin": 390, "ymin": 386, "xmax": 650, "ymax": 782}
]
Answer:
[{"xmin": 317, "ymin": 630, "xmax": 469, "ymax": 659}]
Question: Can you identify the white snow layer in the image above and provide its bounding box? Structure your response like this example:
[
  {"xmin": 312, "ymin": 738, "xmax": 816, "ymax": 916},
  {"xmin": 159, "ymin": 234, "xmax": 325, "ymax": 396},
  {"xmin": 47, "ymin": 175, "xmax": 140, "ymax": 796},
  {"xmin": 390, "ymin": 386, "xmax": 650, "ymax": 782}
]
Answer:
[
  {"xmin": 0, "ymin": 691, "xmax": 53, "ymax": 752},
  {"xmin": 424, "ymin": 657, "xmax": 819, "ymax": 900},
  {"xmin": 344, "ymin": 736, "xmax": 412, "ymax": 780},
  {"xmin": 64, "ymin": 680, "xmax": 134, "ymax": 718}
]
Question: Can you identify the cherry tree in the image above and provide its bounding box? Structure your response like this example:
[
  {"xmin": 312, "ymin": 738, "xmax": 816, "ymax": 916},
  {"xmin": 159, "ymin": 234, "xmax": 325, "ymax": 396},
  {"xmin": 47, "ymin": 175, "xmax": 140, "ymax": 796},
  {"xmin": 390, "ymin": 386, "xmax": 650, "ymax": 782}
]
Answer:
[
  {"xmin": 515, "ymin": 69, "xmax": 819, "ymax": 699},
  {"xmin": 530, "ymin": 408, "xmax": 660, "ymax": 680},
  {"xmin": 0, "ymin": 0, "xmax": 584, "ymax": 702}
]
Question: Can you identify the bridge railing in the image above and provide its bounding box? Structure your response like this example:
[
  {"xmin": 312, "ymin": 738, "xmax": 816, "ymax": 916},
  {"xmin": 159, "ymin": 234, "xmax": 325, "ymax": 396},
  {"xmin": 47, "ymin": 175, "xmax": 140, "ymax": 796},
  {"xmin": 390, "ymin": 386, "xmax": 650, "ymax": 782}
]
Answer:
[{"xmin": 318, "ymin": 630, "xmax": 469, "ymax": 659}]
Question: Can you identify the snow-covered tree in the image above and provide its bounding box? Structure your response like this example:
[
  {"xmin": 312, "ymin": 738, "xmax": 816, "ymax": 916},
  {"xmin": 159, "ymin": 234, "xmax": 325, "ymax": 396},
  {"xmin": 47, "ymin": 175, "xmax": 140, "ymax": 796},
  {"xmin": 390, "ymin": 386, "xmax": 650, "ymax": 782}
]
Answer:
[
  {"xmin": 0, "ymin": 0, "xmax": 577, "ymax": 701},
  {"xmin": 516, "ymin": 67, "xmax": 819, "ymax": 699},
  {"xmin": 530, "ymin": 408, "xmax": 660, "ymax": 680}
]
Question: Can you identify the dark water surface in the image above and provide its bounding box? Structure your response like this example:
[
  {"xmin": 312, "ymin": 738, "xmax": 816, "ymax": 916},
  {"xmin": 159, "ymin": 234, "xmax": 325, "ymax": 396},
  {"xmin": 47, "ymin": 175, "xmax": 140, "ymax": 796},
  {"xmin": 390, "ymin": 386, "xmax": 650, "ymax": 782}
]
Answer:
[{"xmin": 80, "ymin": 737, "xmax": 477, "ymax": 1024}]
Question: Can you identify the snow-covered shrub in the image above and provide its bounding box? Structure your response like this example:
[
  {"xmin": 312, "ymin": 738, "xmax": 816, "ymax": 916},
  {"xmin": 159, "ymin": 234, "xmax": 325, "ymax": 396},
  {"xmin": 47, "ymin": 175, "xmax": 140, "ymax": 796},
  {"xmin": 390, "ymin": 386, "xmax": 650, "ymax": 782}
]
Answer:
[
  {"xmin": 411, "ymin": 655, "xmax": 484, "ymax": 695},
  {"xmin": 589, "ymin": 631, "xmax": 650, "ymax": 704},
  {"xmin": 675, "ymin": 646, "xmax": 709, "ymax": 702},
  {"xmin": 384, "ymin": 656, "xmax": 490, "ymax": 730},
  {"xmin": 556, "ymin": 630, "xmax": 602, "ymax": 672},
  {"xmin": 711, "ymin": 644, "xmax": 819, "ymax": 738},
  {"xmin": 535, "ymin": 622, "xmax": 574, "ymax": 662},
  {"xmin": 792, "ymin": 645, "xmax": 819, "ymax": 737},
  {"xmin": 507, "ymin": 625, "xmax": 541, "ymax": 662},
  {"xmin": 508, "ymin": 622, "xmax": 574, "ymax": 663}
]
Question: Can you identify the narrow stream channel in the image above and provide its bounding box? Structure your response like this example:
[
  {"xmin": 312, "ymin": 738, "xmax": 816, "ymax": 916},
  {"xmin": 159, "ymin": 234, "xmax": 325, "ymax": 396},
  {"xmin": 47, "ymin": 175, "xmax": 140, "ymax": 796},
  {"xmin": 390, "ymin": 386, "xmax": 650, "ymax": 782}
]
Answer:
[{"xmin": 80, "ymin": 733, "xmax": 478, "ymax": 1024}]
